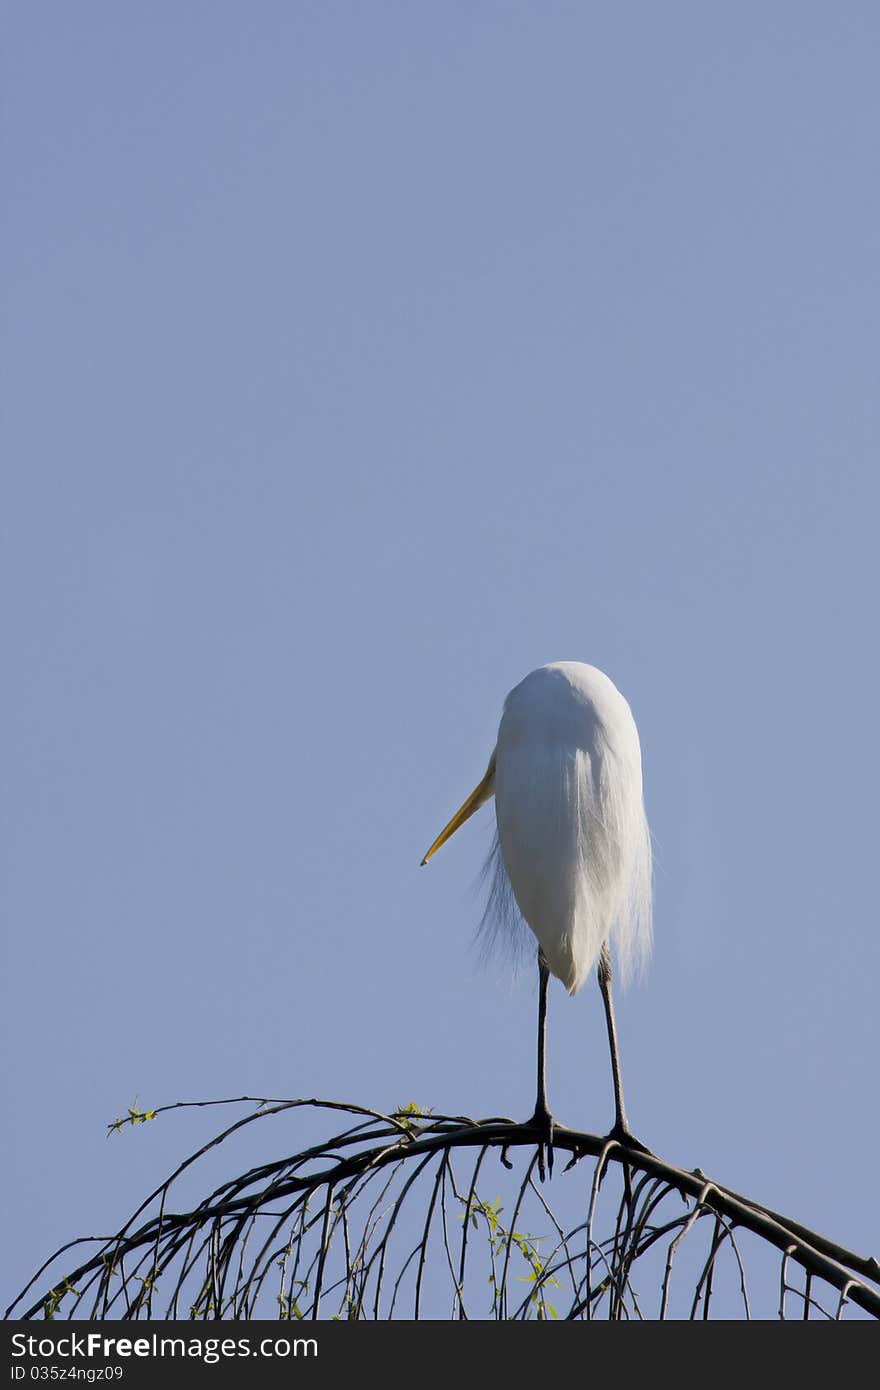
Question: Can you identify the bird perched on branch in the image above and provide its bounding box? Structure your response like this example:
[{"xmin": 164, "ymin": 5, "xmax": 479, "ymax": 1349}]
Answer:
[{"xmin": 422, "ymin": 661, "xmax": 652, "ymax": 1148}]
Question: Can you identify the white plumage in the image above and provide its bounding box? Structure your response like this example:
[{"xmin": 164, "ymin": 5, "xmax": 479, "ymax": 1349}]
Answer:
[{"xmin": 492, "ymin": 662, "xmax": 652, "ymax": 993}]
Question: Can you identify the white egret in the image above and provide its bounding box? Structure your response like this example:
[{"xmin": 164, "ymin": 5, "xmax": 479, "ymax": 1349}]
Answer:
[{"xmin": 422, "ymin": 662, "xmax": 652, "ymax": 1146}]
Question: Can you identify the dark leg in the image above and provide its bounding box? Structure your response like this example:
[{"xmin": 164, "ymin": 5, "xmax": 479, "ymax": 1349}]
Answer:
[
  {"xmin": 598, "ymin": 945, "xmax": 651, "ymax": 1152},
  {"xmin": 529, "ymin": 951, "xmax": 554, "ymax": 1179},
  {"xmin": 531, "ymin": 952, "xmax": 552, "ymax": 1128}
]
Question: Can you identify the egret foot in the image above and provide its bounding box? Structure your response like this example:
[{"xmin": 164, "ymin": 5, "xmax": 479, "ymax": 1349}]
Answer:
[
  {"xmin": 527, "ymin": 1102, "xmax": 554, "ymax": 1134},
  {"xmin": 605, "ymin": 1120, "xmax": 653, "ymax": 1157},
  {"xmin": 526, "ymin": 1104, "xmax": 555, "ymax": 1180}
]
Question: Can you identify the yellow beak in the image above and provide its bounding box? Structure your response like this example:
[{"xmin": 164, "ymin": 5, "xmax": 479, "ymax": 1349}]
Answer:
[{"xmin": 421, "ymin": 752, "xmax": 496, "ymax": 865}]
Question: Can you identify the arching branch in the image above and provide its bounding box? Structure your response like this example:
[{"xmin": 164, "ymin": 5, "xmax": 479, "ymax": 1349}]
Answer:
[{"xmin": 8, "ymin": 1098, "xmax": 879, "ymax": 1321}]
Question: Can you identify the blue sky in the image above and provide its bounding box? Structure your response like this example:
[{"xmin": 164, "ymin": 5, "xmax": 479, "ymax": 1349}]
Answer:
[{"xmin": 3, "ymin": 3, "xmax": 879, "ymax": 1316}]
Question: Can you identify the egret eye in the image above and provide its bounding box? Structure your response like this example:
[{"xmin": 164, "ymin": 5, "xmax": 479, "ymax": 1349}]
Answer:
[{"xmin": 422, "ymin": 662, "xmax": 652, "ymax": 1151}]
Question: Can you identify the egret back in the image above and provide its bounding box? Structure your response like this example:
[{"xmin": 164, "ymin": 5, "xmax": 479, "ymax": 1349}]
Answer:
[{"xmin": 492, "ymin": 663, "xmax": 652, "ymax": 994}]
